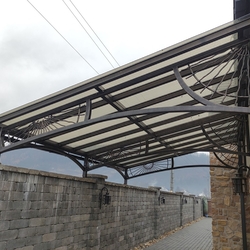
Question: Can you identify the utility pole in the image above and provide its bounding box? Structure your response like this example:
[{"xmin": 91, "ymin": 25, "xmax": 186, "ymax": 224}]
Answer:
[{"xmin": 170, "ymin": 169, "xmax": 174, "ymax": 192}]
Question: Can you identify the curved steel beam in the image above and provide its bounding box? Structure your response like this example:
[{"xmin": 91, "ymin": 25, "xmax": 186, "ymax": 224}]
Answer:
[
  {"xmin": 21, "ymin": 144, "xmax": 87, "ymax": 172},
  {"xmin": 126, "ymin": 164, "xmax": 237, "ymax": 179},
  {"xmin": 2, "ymin": 145, "xmax": 237, "ymax": 180},
  {"xmin": 200, "ymin": 125, "xmax": 243, "ymax": 155},
  {"xmin": 2, "ymin": 15, "xmax": 250, "ymax": 125},
  {"xmin": 3, "ymin": 143, "xmax": 127, "ymax": 180},
  {"xmin": 174, "ymin": 66, "xmax": 216, "ymax": 106},
  {"xmin": 213, "ymin": 151, "xmax": 237, "ymax": 168},
  {"xmin": 1, "ymin": 105, "xmax": 250, "ymax": 154}
]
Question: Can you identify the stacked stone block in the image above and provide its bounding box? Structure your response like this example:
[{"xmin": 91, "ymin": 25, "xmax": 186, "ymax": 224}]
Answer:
[
  {"xmin": 0, "ymin": 164, "xmax": 202, "ymax": 250},
  {"xmin": 154, "ymin": 191, "xmax": 181, "ymax": 236},
  {"xmin": 210, "ymin": 153, "xmax": 250, "ymax": 250},
  {"xmin": 182, "ymin": 195, "xmax": 196, "ymax": 226}
]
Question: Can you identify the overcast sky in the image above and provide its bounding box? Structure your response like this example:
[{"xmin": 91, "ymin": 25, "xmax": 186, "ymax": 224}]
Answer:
[
  {"xmin": 0, "ymin": 1, "xmax": 234, "ymax": 193},
  {"xmin": 0, "ymin": 0, "xmax": 233, "ymax": 114}
]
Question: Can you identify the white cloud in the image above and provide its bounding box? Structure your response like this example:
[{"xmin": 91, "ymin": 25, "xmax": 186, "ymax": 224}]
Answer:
[
  {"xmin": 0, "ymin": 0, "xmax": 233, "ymax": 113},
  {"xmin": 149, "ymin": 178, "xmax": 158, "ymax": 187}
]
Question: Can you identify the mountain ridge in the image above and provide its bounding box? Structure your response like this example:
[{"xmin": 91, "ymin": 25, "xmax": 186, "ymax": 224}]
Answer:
[{"xmin": 1, "ymin": 148, "xmax": 210, "ymax": 196}]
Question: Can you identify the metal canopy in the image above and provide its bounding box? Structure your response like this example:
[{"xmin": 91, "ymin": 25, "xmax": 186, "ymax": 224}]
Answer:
[{"xmin": 1, "ymin": 14, "xmax": 250, "ymax": 180}]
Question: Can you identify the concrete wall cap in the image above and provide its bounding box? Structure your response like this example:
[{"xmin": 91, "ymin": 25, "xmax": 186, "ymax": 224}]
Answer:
[
  {"xmin": 148, "ymin": 186, "xmax": 162, "ymax": 190},
  {"xmin": 161, "ymin": 190, "xmax": 178, "ymax": 195},
  {"xmin": 0, "ymin": 164, "xmax": 96, "ymax": 183},
  {"xmin": 87, "ymin": 174, "xmax": 107, "ymax": 179}
]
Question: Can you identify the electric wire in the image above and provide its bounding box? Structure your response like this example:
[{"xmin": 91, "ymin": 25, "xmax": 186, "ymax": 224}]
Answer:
[
  {"xmin": 27, "ymin": 0, "xmax": 99, "ymax": 74},
  {"xmin": 69, "ymin": 0, "xmax": 120, "ymax": 67},
  {"xmin": 63, "ymin": 0, "xmax": 118, "ymax": 69}
]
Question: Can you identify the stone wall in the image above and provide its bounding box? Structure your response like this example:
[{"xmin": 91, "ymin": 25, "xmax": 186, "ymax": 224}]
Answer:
[
  {"xmin": 0, "ymin": 164, "xmax": 203, "ymax": 250},
  {"xmin": 210, "ymin": 153, "xmax": 250, "ymax": 250}
]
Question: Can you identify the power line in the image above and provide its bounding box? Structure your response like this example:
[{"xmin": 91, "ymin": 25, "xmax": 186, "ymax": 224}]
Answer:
[
  {"xmin": 63, "ymin": 0, "xmax": 118, "ymax": 69},
  {"xmin": 69, "ymin": 0, "xmax": 120, "ymax": 67},
  {"xmin": 27, "ymin": 0, "xmax": 99, "ymax": 74}
]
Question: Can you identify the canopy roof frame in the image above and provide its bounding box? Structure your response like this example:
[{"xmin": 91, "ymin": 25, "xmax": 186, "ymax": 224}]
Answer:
[{"xmin": 1, "ymin": 14, "xmax": 250, "ymax": 180}]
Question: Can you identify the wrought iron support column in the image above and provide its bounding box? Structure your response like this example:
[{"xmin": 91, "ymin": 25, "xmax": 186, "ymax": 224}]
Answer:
[
  {"xmin": 124, "ymin": 169, "xmax": 128, "ymax": 185},
  {"xmin": 236, "ymin": 6, "xmax": 250, "ymax": 246},
  {"xmin": 82, "ymin": 158, "xmax": 89, "ymax": 178},
  {"xmin": 240, "ymin": 191, "xmax": 247, "ymax": 250},
  {"xmin": 237, "ymin": 110, "xmax": 248, "ymax": 250}
]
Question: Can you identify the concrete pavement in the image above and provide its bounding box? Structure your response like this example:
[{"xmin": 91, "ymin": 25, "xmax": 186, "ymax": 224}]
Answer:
[{"xmin": 145, "ymin": 218, "xmax": 212, "ymax": 250}]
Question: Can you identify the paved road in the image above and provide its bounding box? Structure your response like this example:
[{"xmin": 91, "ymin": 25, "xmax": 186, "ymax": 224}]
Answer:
[{"xmin": 146, "ymin": 218, "xmax": 212, "ymax": 250}]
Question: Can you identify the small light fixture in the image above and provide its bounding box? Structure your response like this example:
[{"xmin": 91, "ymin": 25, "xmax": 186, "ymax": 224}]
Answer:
[
  {"xmin": 161, "ymin": 197, "xmax": 166, "ymax": 204},
  {"xmin": 158, "ymin": 196, "xmax": 166, "ymax": 205},
  {"xmin": 232, "ymin": 173, "xmax": 247, "ymax": 195},
  {"xmin": 99, "ymin": 187, "xmax": 111, "ymax": 208},
  {"xmin": 232, "ymin": 166, "xmax": 249, "ymax": 195}
]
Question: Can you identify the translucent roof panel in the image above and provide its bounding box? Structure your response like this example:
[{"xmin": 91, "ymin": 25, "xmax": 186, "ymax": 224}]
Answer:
[{"xmin": 1, "ymin": 14, "xmax": 250, "ymax": 178}]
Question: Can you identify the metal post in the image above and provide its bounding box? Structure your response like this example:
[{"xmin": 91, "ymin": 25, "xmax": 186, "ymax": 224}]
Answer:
[
  {"xmin": 237, "ymin": 122, "xmax": 248, "ymax": 250},
  {"xmin": 237, "ymin": 76, "xmax": 248, "ymax": 250},
  {"xmin": 83, "ymin": 157, "xmax": 89, "ymax": 178},
  {"xmin": 234, "ymin": 1, "xmax": 250, "ymax": 245},
  {"xmin": 82, "ymin": 170, "xmax": 87, "ymax": 178}
]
